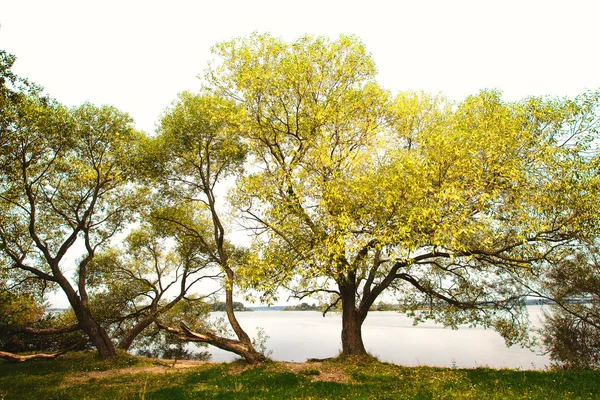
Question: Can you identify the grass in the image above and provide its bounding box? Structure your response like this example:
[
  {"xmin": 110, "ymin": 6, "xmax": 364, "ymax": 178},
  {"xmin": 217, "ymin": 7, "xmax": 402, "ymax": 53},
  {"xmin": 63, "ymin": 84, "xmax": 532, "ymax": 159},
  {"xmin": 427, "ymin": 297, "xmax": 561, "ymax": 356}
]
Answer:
[{"xmin": 0, "ymin": 351, "xmax": 599, "ymax": 399}]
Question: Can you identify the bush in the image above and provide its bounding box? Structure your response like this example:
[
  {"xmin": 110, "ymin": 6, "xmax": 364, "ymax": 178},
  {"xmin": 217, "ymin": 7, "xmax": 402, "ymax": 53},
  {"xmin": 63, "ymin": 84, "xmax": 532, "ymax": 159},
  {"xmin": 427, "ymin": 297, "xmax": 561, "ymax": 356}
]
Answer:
[{"xmin": 542, "ymin": 304, "xmax": 600, "ymax": 370}]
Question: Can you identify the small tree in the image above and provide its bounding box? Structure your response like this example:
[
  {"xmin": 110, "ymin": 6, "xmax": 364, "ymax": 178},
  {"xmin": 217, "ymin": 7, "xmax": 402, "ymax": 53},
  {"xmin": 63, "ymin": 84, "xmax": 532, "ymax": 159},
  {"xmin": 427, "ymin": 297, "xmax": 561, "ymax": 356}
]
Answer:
[
  {"xmin": 540, "ymin": 241, "xmax": 600, "ymax": 369},
  {"xmin": 86, "ymin": 221, "xmax": 220, "ymax": 352}
]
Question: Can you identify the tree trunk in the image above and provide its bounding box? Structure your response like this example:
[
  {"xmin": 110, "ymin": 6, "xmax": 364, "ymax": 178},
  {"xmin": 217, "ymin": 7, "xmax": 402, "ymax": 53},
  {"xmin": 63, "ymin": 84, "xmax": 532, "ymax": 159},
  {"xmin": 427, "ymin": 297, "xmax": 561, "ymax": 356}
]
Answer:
[
  {"xmin": 0, "ymin": 346, "xmax": 73, "ymax": 362},
  {"xmin": 339, "ymin": 282, "xmax": 368, "ymax": 356},
  {"xmin": 68, "ymin": 296, "xmax": 116, "ymax": 359},
  {"xmin": 205, "ymin": 178, "xmax": 263, "ymax": 360},
  {"xmin": 224, "ymin": 269, "xmax": 253, "ymax": 346},
  {"xmin": 117, "ymin": 315, "xmax": 154, "ymax": 351},
  {"xmin": 156, "ymin": 321, "xmax": 266, "ymax": 364},
  {"xmin": 78, "ymin": 313, "xmax": 116, "ymax": 360},
  {"xmin": 50, "ymin": 267, "xmax": 117, "ymax": 360},
  {"xmin": 118, "ymin": 289, "xmax": 190, "ymax": 350}
]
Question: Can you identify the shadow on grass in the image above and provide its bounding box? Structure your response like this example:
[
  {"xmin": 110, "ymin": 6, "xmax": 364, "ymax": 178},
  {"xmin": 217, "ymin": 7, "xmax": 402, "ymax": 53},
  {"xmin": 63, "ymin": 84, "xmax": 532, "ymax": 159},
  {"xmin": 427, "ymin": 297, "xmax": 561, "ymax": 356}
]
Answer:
[
  {"xmin": 0, "ymin": 350, "xmax": 161, "ymax": 400},
  {"xmin": 462, "ymin": 367, "xmax": 600, "ymax": 399},
  {"xmin": 0, "ymin": 350, "xmax": 144, "ymax": 376},
  {"xmin": 164, "ymin": 364, "xmax": 351, "ymax": 400}
]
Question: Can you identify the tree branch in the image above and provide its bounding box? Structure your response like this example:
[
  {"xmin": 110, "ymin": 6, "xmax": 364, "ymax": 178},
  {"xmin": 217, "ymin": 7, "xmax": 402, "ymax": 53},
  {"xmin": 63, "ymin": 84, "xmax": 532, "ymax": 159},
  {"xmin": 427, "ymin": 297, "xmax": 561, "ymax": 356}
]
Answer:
[
  {"xmin": 6, "ymin": 323, "xmax": 81, "ymax": 335},
  {"xmin": 0, "ymin": 344, "xmax": 76, "ymax": 363}
]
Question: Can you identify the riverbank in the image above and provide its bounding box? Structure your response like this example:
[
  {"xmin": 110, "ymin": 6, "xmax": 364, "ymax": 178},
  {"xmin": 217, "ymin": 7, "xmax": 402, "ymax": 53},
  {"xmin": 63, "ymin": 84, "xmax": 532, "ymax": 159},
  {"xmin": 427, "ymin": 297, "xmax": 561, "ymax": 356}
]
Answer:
[{"xmin": 1, "ymin": 351, "xmax": 598, "ymax": 399}]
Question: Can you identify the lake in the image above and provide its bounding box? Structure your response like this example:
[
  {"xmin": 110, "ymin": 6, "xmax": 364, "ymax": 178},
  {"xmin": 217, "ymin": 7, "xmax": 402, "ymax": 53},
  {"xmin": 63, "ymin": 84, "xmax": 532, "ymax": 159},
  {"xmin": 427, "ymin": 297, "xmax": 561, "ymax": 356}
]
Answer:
[{"xmin": 196, "ymin": 306, "xmax": 551, "ymax": 370}]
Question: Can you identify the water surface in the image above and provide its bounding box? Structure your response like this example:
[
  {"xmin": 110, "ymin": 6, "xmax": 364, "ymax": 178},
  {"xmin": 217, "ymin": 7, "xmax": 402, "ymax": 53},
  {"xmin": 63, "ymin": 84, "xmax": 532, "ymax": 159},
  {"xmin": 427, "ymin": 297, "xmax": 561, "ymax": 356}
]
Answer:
[{"xmin": 198, "ymin": 307, "xmax": 549, "ymax": 369}]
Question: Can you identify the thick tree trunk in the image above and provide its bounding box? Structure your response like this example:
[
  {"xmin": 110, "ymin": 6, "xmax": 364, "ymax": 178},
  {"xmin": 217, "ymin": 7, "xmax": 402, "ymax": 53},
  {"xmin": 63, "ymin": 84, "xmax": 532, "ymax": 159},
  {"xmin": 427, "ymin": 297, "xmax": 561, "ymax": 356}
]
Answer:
[
  {"xmin": 48, "ymin": 266, "xmax": 117, "ymax": 360},
  {"xmin": 78, "ymin": 313, "xmax": 116, "ymax": 360},
  {"xmin": 339, "ymin": 282, "xmax": 368, "ymax": 356},
  {"xmin": 341, "ymin": 311, "xmax": 367, "ymax": 356},
  {"xmin": 66, "ymin": 291, "xmax": 116, "ymax": 359}
]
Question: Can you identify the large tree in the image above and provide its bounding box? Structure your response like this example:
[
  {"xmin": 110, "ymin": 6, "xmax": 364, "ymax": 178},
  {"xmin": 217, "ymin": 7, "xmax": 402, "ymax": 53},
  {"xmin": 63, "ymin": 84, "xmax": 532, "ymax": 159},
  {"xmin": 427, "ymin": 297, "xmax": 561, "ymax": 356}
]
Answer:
[
  {"xmin": 0, "ymin": 52, "xmax": 142, "ymax": 358},
  {"xmin": 208, "ymin": 34, "xmax": 600, "ymax": 356}
]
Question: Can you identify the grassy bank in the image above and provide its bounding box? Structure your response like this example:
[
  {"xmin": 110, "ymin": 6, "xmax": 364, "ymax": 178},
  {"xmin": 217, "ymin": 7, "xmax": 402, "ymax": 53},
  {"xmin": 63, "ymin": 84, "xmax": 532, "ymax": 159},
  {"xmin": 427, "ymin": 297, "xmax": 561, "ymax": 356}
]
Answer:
[{"xmin": 0, "ymin": 352, "xmax": 598, "ymax": 399}]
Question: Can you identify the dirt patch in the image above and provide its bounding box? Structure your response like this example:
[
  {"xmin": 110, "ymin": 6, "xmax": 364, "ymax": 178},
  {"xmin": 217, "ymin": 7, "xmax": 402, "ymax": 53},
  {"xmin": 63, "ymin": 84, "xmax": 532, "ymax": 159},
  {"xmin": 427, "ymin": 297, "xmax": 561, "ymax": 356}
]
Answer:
[
  {"xmin": 158, "ymin": 359, "xmax": 214, "ymax": 370},
  {"xmin": 60, "ymin": 359, "xmax": 214, "ymax": 387},
  {"xmin": 227, "ymin": 362, "xmax": 263, "ymax": 375},
  {"xmin": 283, "ymin": 362, "xmax": 349, "ymax": 383}
]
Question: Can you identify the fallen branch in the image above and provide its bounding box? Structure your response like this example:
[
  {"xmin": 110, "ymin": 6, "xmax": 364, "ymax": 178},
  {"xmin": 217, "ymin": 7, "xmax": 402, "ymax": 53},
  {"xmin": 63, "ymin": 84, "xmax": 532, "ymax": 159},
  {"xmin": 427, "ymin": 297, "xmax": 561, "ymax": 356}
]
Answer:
[{"xmin": 0, "ymin": 345, "xmax": 75, "ymax": 363}]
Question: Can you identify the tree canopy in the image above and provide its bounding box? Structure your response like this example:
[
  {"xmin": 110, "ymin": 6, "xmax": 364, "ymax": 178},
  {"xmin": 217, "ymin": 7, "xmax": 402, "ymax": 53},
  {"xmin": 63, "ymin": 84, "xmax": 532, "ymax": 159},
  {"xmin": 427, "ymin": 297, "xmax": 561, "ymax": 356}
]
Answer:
[{"xmin": 1, "ymin": 35, "xmax": 599, "ymax": 364}]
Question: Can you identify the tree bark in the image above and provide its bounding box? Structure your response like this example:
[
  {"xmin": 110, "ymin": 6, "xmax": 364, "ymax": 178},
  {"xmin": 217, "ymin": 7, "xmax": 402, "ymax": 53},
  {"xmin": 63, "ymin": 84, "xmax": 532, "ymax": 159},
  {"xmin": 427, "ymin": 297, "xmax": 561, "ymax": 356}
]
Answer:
[
  {"xmin": 116, "ymin": 293, "xmax": 184, "ymax": 350},
  {"xmin": 117, "ymin": 315, "xmax": 154, "ymax": 351},
  {"xmin": 339, "ymin": 281, "xmax": 368, "ymax": 356},
  {"xmin": 77, "ymin": 312, "xmax": 116, "ymax": 360}
]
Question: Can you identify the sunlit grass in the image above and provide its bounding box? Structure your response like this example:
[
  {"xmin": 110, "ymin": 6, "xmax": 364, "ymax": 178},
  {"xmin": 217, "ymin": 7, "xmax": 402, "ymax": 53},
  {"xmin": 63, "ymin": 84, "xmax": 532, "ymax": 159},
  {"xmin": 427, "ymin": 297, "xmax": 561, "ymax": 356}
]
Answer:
[{"xmin": 0, "ymin": 351, "xmax": 598, "ymax": 399}]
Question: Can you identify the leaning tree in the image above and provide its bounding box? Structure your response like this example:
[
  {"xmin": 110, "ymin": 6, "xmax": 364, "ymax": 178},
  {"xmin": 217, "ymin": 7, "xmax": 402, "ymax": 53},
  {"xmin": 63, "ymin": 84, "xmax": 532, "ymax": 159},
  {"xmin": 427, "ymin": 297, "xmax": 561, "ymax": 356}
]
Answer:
[
  {"xmin": 207, "ymin": 33, "xmax": 600, "ymax": 356},
  {"xmin": 140, "ymin": 92, "xmax": 266, "ymax": 363},
  {"xmin": 0, "ymin": 51, "xmax": 143, "ymax": 359}
]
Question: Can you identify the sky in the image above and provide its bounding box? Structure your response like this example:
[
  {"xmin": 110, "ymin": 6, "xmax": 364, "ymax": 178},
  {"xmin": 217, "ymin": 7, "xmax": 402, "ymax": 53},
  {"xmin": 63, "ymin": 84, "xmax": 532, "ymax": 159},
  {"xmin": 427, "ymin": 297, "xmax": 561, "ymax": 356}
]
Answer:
[
  {"xmin": 2, "ymin": 0, "xmax": 599, "ymax": 136},
  {"xmin": 2, "ymin": 0, "xmax": 600, "ymax": 307}
]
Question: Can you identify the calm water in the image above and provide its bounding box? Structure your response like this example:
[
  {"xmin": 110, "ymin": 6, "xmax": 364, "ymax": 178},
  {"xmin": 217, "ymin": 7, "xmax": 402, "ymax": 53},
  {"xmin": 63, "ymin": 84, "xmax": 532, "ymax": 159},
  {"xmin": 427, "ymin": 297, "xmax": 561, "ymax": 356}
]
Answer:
[{"xmin": 196, "ymin": 306, "xmax": 550, "ymax": 370}]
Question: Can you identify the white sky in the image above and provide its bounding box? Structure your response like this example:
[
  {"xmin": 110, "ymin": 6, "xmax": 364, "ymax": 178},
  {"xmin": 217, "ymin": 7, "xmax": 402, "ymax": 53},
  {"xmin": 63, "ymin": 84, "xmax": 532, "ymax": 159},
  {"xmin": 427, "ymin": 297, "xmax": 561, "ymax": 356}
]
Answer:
[
  {"xmin": 2, "ymin": 0, "xmax": 600, "ymax": 307},
  {"xmin": 2, "ymin": 0, "xmax": 599, "ymax": 135}
]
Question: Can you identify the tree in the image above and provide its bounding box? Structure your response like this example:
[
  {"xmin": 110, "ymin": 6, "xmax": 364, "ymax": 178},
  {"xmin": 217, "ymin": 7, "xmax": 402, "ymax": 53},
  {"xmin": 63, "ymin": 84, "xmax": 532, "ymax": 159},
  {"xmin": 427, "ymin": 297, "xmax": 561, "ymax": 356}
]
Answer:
[
  {"xmin": 85, "ymin": 222, "xmax": 220, "ymax": 352},
  {"xmin": 208, "ymin": 34, "xmax": 600, "ymax": 356},
  {"xmin": 143, "ymin": 92, "xmax": 266, "ymax": 363},
  {"xmin": 0, "ymin": 287, "xmax": 45, "ymax": 352},
  {"xmin": 0, "ymin": 53, "xmax": 142, "ymax": 358}
]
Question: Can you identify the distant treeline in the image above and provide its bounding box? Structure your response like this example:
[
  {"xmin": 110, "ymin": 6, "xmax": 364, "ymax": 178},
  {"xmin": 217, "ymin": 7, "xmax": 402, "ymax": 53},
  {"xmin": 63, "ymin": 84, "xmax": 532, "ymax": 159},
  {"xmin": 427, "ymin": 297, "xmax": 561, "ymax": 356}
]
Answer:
[
  {"xmin": 283, "ymin": 302, "xmax": 404, "ymax": 311},
  {"xmin": 210, "ymin": 302, "xmax": 251, "ymax": 312},
  {"xmin": 283, "ymin": 302, "xmax": 320, "ymax": 311},
  {"xmin": 524, "ymin": 298, "xmax": 595, "ymax": 306}
]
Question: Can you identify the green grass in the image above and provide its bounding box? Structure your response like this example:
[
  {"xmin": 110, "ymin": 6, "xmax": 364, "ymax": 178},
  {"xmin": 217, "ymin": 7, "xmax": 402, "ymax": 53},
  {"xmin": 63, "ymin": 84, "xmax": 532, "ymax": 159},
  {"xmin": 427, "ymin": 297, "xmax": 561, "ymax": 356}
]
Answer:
[{"xmin": 0, "ymin": 352, "xmax": 599, "ymax": 399}]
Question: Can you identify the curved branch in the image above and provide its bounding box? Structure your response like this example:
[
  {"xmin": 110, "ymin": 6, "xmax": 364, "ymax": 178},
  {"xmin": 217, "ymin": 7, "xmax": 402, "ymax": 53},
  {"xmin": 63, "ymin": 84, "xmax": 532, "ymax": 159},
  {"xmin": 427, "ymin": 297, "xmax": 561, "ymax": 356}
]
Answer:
[
  {"xmin": 395, "ymin": 272, "xmax": 474, "ymax": 309},
  {"xmin": 154, "ymin": 320, "xmax": 266, "ymax": 364},
  {"xmin": 322, "ymin": 295, "xmax": 342, "ymax": 317}
]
